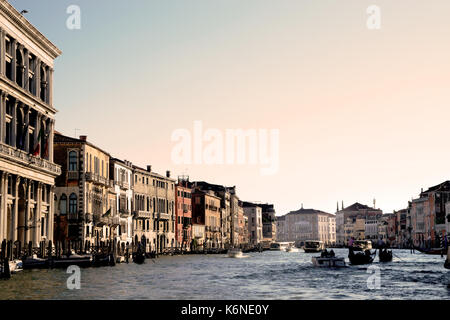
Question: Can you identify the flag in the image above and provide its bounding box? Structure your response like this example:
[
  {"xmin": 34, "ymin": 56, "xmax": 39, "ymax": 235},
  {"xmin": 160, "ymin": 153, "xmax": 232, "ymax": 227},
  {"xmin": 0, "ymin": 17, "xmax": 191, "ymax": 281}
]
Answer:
[{"xmin": 32, "ymin": 127, "xmax": 43, "ymax": 156}]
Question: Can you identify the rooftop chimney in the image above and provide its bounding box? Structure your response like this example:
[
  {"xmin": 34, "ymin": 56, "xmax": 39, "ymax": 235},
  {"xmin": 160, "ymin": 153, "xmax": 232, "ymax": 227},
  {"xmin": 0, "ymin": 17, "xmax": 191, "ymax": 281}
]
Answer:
[
  {"xmin": 166, "ymin": 170, "xmax": 171, "ymax": 178},
  {"xmin": 79, "ymin": 135, "xmax": 87, "ymax": 141},
  {"xmin": 147, "ymin": 165, "xmax": 152, "ymax": 172}
]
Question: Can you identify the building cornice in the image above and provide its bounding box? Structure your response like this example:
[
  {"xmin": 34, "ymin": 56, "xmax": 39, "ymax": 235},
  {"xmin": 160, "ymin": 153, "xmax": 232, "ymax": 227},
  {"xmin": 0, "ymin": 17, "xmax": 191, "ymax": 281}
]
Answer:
[{"xmin": 0, "ymin": 0, "xmax": 62, "ymax": 59}]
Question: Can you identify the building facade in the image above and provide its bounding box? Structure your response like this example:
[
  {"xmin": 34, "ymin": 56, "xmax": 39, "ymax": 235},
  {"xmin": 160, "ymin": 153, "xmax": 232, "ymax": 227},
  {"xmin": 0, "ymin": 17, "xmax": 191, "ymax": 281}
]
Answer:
[
  {"xmin": 192, "ymin": 189, "xmax": 221, "ymax": 249},
  {"xmin": 175, "ymin": 178, "xmax": 192, "ymax": 250},
  {"xmin": 0, "ymin": 2, "xmax": 61, "ymax": 247},
  {"xmin": 242, "ymin": 201, "xmax": 263, "ymax": 246}
]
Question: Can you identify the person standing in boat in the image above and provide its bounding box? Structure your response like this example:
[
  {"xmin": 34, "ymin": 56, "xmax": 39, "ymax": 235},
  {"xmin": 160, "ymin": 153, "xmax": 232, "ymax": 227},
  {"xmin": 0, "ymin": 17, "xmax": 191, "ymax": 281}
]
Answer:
[{"xmin": 348, "ymin": 237, "xmax": 354, "ymax": 248}]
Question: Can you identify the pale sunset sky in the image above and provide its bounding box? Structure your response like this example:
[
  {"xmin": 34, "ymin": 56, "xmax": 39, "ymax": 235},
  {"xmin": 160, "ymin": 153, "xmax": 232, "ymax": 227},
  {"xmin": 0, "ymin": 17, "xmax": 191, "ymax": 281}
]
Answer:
[{"xmin": 10, "ymin": 0, "xmax": 450, "ymax": 216}]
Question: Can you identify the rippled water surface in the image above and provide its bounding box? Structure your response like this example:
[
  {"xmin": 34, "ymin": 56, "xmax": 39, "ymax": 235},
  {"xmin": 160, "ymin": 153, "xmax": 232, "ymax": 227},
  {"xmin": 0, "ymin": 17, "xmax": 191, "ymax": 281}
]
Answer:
[{"xmin": 1, "ymin": 249, "xmax": 449, "ymax": 299}]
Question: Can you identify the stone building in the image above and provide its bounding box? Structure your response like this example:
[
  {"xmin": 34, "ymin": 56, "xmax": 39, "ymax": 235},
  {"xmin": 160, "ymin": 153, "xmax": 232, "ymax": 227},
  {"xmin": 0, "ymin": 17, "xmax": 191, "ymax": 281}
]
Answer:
[
  {"xmin": 175, "ymin": 177, "xmax": 192, "ymax": 250},
  {"xmin": 192, "ymin": 188, "xmax": 221, "ymax": 249},
  {"xmin": 0, "ymin": 2, "xmax": 61, "ymax": 246},
  {"xmin": 110, "ymin": 158, "xmax": 133, "ymax": 246},
  {"xmin": 260, "ymin": 203, "xmax": 277, "ymax": 243},
  {"xmin": 131, "ymin": 165, "xmax": 176, "ymax": 253},
  {"xmin": 335, "ymin": 202, "xmax": 383, "ymax": 245},
  {"xmin": 54, "ymin": 133, "xmax": 116, "ymax": 245},
  {"xmin": 276, "ymin": 206, "xmax": 335, "ymax": 246},
  {"xmin": 237, "ymin": 201, "xmax": 246, "ymax": 246},
  {"xmin": 242, "ymin": 201, "xmax": 263, "ymax": 246}
]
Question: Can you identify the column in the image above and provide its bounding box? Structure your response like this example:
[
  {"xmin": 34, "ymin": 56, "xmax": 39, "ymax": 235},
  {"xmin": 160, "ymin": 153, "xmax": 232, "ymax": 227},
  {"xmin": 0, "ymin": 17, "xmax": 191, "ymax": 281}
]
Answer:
[
  {"xmin": 24, "ymin": 180, "xmax": 31, "ymax": 245},
  {"xmin": 48, "ymin": 119, "xmax": 54, "ymax": 162},
  {"xmin": 48, "ymin": 68, "xmax": 53, "ymax": 106},
  {"xmin": 0, "ymin": 28, "xmax": 4, "ymax": 75},
  {"xmin": 33, "ymin": 113, "xmax": 42, "ymax": 156},
  {"xmin": 24, "ymin": 48, "xmax": 29, "ymax": 91},
  {"xmin": 33, "ymin": 183, "xmax": 42, "ymax": 245},
  {"xmin": 11, "ymin": 39, "xmax": 16, "ymax": 83},
  {"xmin": 24, "ymin": 106, "xmax": 30, "ymax": 153},
  {"xmin": 0, "ymin": 90, "xmax": 3, "ymax": 144},
  {"xmin": 11, "ymin": 100, "xmax": 17, "ymax": 148},
  {"xmin": 47, "ymin": 186, "xmax": 54, "ymax": 243},
  {"xmin": 0, "ymin": 172, "xmax": 3, "ymax": 241},
  {"xmin": 1, "ymin": 173, "xmax": 8, "ymax": 240},
  {"xmin": 35, "ymin": 59, "xmax": 41, "ymax": 98},
  {"xmin": 11, "ymin": 176, "xmax": 20, "ymax": 242}
]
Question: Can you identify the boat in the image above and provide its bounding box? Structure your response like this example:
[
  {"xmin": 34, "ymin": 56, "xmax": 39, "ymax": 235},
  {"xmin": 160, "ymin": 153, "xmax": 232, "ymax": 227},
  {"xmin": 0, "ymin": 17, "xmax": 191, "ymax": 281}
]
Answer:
[
  {"xmin": 414, "ymin": 246, "xmax": 446, "ymax": 255},
  {"xmin": 92, "ymin": 253, "xmax": 115, "ymax": 267},
  {"xmin": 132, "ymin": 251, "xmax": 145, "ymax": 264},
  {"xmin": 352, "ymin": 240, "xmax": 372, "ymax": 252},
  {"xmin": 270, "ymin": 242, "xmax": 291, "ymax": 251},
  {"xmin": 303, "ymin": 240, "xmax": 325, "ymax": 253},
  {"xmin": 0, "ymin": 259, "xmax": 23, "ymax": 276},
  {"xmin": 52, "ymin": 251, "xmax": 93, "ymax": 268},
  {"xmin": 312, "ymin": 249, "xmax": 345, "ymax": 267},
  {"xmin": 445, "ymin": 247, "xmax": 450, "ymax": 270},
  {"xmin": 227, "ymin": 248, "xmax": 244, "ymax": 258},
  {"xmin": 286, "ymin": 245, "xmax": 299, "ymax": 252},
  {"xmin": 379, "ymin": 249, "xmax": 393, "ymax": 262},
  {"xmin": 348, "ymin": 247, "xmax": 376, "ymax": 265},
  {"xmin": 22, "ymin": 255, "xmax": 49, "ymax": 269}
]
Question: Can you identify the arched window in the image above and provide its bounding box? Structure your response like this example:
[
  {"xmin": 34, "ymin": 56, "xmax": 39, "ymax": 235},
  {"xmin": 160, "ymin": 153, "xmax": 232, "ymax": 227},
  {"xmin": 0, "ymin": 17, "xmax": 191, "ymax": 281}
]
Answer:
[
  {"xmin": 69, "ymin": 151, "xmax": 77, "ymax": 171},
  {"xmin": 69, "ymin": 193, "xmax": 77, "ymax": 214},
  {"xmin": 60, "ymin": 194, "xmax": 67, "ymax": 215}
]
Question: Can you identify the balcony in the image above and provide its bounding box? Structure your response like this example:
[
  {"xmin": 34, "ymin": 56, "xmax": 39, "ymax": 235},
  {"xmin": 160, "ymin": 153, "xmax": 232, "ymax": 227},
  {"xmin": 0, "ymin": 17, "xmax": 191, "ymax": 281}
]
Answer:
[
  {"xmin": 85, "ymin": 172, "xmax": 108, "ymax": 186},
  {"xmin": 0, "ymin": 142, "xmax": 61, "ymax": 176},
  {"xmin": 67, "ymin": 171, "xmax": 79, "ymax": 180},
  {"xmin": 115, "ymin": 180, "xmax": 130, "ymax": 190},
  {"xmin": 67, "ymin": 212, "xmax": 79, "ymax": 221},
  {"xmin": 135, "ymin": 210, "xmax": 152, "ymax": 219}
]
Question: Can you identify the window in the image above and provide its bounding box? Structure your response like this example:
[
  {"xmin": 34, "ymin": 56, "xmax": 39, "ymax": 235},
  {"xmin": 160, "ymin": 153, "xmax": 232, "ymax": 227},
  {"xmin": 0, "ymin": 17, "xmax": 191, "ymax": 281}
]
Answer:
[
  {"xmin": 60, "ymin": 194, "xmax": 67, "ymax": 214},
  {"xmin": 69, "ymin": 193, "xmax": 77, "ymax": 214},
  {"xmin": 68, "ymin": 151, "xmax": 77, "ymax": 171}
]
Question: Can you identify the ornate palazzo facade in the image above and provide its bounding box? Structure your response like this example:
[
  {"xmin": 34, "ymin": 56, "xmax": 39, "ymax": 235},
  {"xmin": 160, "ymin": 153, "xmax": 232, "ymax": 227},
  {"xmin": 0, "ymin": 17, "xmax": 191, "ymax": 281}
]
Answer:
[{"xmin": 0, "ymin": 1, "xmax": 61, "ymax": 246}]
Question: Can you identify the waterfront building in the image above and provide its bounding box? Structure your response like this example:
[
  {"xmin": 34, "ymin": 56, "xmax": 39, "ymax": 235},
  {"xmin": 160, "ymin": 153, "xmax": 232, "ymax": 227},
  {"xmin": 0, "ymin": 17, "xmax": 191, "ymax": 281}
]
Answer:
[
  {"xmin": 230, "ymin": 192, "xmax": 240, "ymax": 248},
  {"xmin": 191, "ymin": 188, "xmax": 221, "ymax": 249},
  {"xmin": 328, "ymin": 215, "xmax": 336, "ymax": 244},
  {"xmin": 237, "ymin": 201, "xmax": 246, "ymax": 245},
  {"xmin": 132, "ymin": 166, "xmax": 176, "ymax": 253},
  {"xmin": 260, "ymin": 203, "xmax": 277, "ymax": 245},
  {"xmin": 395, "ymin": 208, "xmax": 409, "ymax": 247},
  {"xmin": 242, "ymin": 201, "xmax": 263, "ymax": 246},
  {"xmin": 276, "ymin": 206, "xmax": 335, "ymax": 246},
  {"xmin": 336, "ymin": 202, "xmax": 382, "ymax": 245},
  {"xmin": 110, "ymin": 158, "xmax": 133, "ymax": 246},
  {"xmin": 192, "ymin": 223, "xmax": 205, "ymax": 250},
  {"xmin": 175, "ymin": 177, "xmax": 192, "ymax": 251},
  {"xmin": 54, "ymin": 133, "xmax": 115, "ymax": 245},
  {"xmin": 0, "ymin": 2, "xmax": 61, "ymax": 246},
  {"xmin": 132, "ymin": 165, "xmax": 155, "ymax": 252},
  {"xmin": 410, "ymin": 181, "xmax": 450, "ymax": 247},
  {"xmin": 365, "ymin": 213, "xmax": 382, "ymax": 240}
]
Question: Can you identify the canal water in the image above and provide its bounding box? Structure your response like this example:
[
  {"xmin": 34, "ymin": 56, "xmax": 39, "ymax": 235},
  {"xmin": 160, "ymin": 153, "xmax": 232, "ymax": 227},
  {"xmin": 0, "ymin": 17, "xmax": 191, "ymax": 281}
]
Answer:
[{"xmin": 1, "ymin": 249, "xmax": 449, "ymax": 300}]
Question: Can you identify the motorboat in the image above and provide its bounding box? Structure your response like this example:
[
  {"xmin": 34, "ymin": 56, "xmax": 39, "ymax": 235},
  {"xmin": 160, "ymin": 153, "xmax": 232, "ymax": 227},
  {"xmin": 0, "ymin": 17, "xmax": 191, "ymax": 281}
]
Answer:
[
  {"xmin": 414, "ymin": 246, "xmax": 446, "ymax": 255},
  {"xmin": 286, "ymin": 245, "xmax": 299, "ymax": 253},
  {"xmin": 312, "ymin": 256, "xmax": 346, "ymax": 267},
  {"xmin": 348, "ymin": 247, "xmax": 376, "ymax": 265},
  {"xmin": 352, "ymin": 240, "xmax": 372, "ymax": 252},
  {"xmin": 270, "ymin": 242, "xmax": 291, "ymax": 251},
  {"xmin": 0, "ymin": 259, "xmax": 23, "ymax": 276},
  {"xmin": 227, "ymin": 248, "xmax": 244, "ymax": 258},
  {"xmin": 379, "ymin": 249, "xmax": 393, "ymax": 262},
  {"xmin": 303, "ymin": 240, "xmax": 325, "ymax": 253}
]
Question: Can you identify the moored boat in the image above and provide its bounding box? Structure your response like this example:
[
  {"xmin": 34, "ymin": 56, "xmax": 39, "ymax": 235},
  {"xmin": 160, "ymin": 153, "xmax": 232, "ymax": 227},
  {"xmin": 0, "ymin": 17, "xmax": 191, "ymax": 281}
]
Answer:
[
  {"xmin": 414, "ymin": 246, "xmax": 446, "ymax": 255},
  {"xmin": 1, "ymin": 259, "xmax": 22, "ymax": 275},
  {"xmin": 52, "ymin": 252, "xmax": 93, "ymax": 268},
  {"xmin": 132, "ymin": 251, "xmax": 145, "ymax": 264},
  {"xmin": 348, "ymin": 248, "xmax": 376, "ymax": 265},
  {"xmin": 22, "ymin": 255, "xmax": 49, "ymax": 270}
]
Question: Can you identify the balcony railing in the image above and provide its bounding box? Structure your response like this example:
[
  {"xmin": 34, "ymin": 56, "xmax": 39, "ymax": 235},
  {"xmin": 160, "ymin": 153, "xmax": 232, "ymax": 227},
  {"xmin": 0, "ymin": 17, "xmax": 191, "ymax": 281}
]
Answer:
[
  {"xmin": 0, "ymin": 142, "xmax": 61, "ymax": 176},
  {"xmin": 158, "ymin": 212, "xmax": 170, "ymax": 220},
  {"xmin": 85, "ymin": 172, "xmax": 108, "ymax": 186},
  {"xmin": 135, "ymin": 210, "xmax": 152, "ymax": 219},
  {"xmin": 67, "ymin": 213, "xmax": 79, "ymax": 221},
  {"xmin": 67, "ymin": 171, "xmax": 78, "ymax": 180}
]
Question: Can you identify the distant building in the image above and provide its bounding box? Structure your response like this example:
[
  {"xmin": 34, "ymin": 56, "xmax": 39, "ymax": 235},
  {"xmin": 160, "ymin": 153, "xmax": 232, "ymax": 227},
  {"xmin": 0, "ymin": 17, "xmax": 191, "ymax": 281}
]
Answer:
[
  {"xmin": 336, "ymin": 202, "xmax": 383, "ymax": 245},
  {"xmin": 260, "ymin": 204, "xmax": 277, "ymax": 243},
  {"xmin": 192, "ymin": 189, "xmax": 221, "ymax": 249},
  {"xmin": 275, "ymin": 206, "xmax": 335, "ymax": 246},
  {"xmin": 175, "ymin": 178, "xmax": 192, "ymax": 251}
]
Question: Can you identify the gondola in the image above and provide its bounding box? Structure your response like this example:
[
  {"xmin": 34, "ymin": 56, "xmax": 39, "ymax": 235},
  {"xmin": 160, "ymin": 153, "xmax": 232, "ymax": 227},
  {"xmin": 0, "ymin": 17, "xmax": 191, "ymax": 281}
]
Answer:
[
  {"xmin": 132, "ymin": 251, "xmax": 145, "ymax": 264},
  {"xmin": 378, "ymin": 249, "xmax": 393, "ymax": 262},
  {"xmin": 348, "ymin": 248, "xmax": 376, "ymax": 265},
  {"xmin": 413, "ymin": 246, "xmax": 445, "ymax": 255},
  {"xmin": 21, "ymin": 255, "xmax": 49, "ymax": 269},
  {"xmin": 445, "ymin": 259, "xmax": 450, "ymax": 270}
]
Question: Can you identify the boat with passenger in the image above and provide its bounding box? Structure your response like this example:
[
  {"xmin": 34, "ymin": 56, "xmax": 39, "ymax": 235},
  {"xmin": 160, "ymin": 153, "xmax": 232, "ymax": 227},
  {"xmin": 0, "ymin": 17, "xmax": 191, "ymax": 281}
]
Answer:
[
  {"xmin": 348, "ymin": 247, "xmax": 376, "ymax": 265},
  {"xmin": 352, "ymin": 240, "xmax": 372, "ymax": 251},
  {"xmin": 379, "ymin": 248, "xmax": 393, "ymax": 262},
  {"xmin": 303, "ymin": 240, "xmax": 325, "ymax": 253},
  {"xmin": 311, "ymin": 249, "xmax": 346, "ymax": 267}
]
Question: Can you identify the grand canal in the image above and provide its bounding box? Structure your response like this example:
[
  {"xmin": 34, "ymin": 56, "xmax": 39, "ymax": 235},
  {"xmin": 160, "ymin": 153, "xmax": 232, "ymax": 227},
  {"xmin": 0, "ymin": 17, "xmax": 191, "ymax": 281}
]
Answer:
[{"xmin": 1, "ymin": 249, "xmax": 449, "ymax": 300}]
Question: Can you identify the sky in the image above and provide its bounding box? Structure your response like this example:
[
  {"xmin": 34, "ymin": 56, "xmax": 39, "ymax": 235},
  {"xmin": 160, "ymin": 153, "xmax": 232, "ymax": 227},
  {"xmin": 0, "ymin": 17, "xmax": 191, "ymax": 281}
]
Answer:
[{"xmin": 9, "ymin": 0, "xmax": 450, "ymax": 216}]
